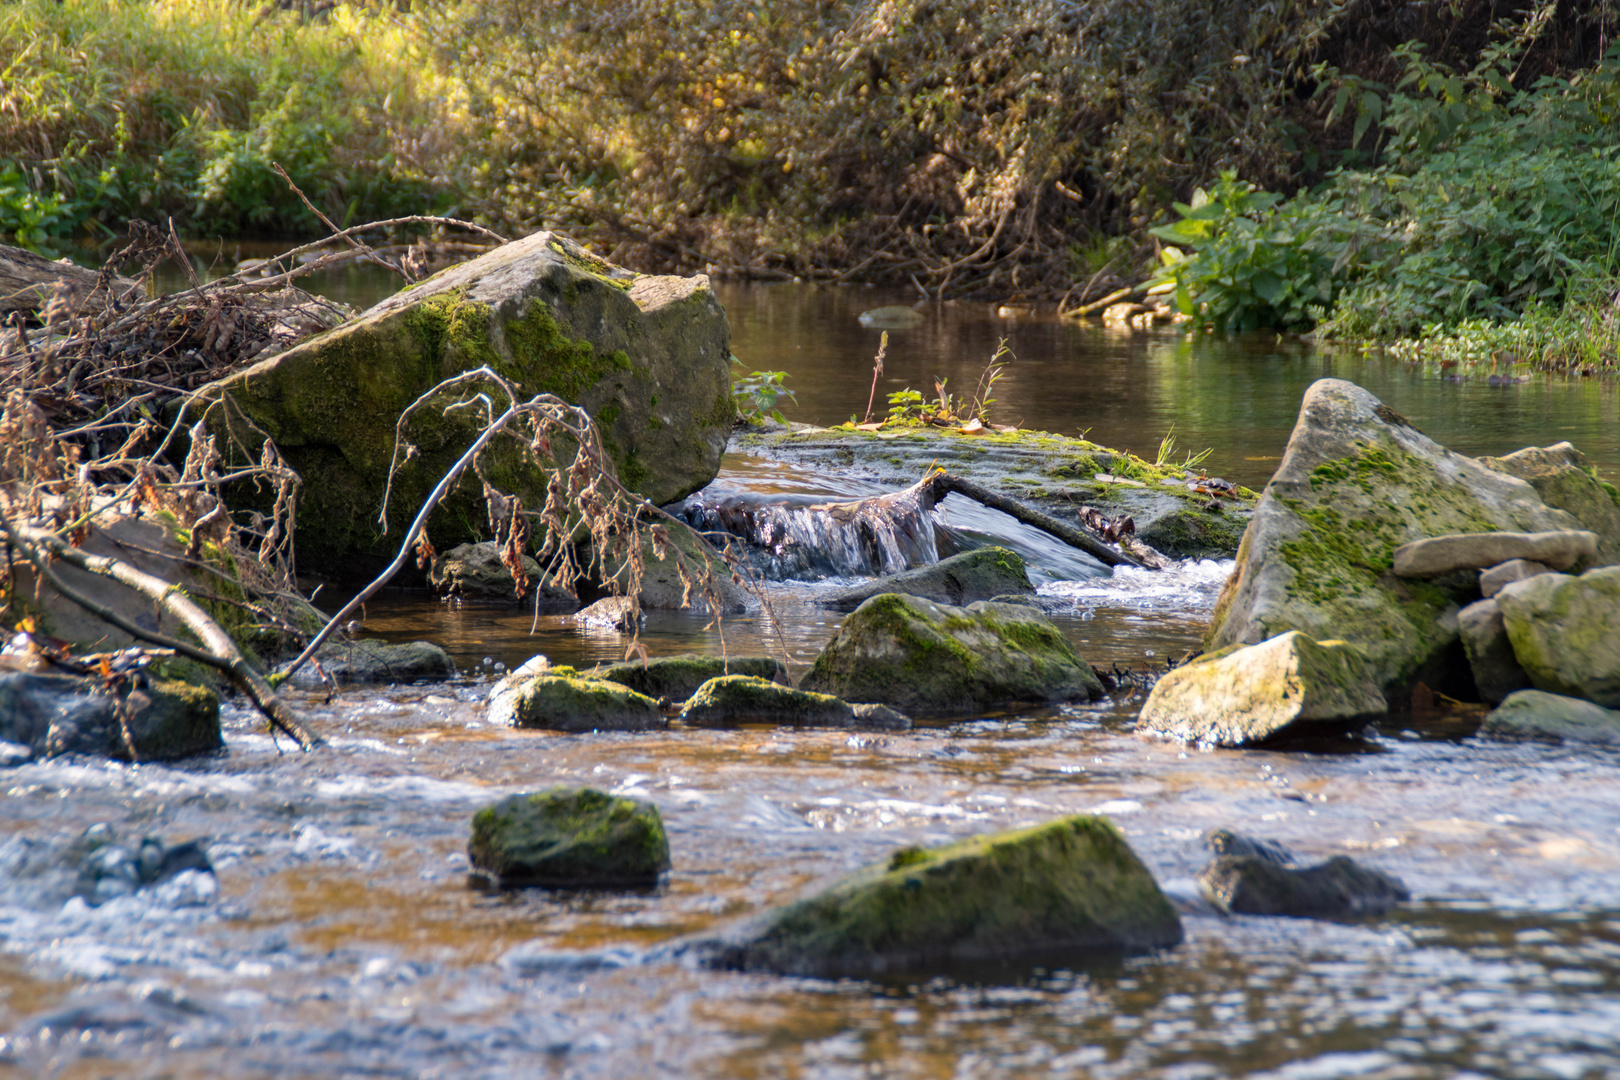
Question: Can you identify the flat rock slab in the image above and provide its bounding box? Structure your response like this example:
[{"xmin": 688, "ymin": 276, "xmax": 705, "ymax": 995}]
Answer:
[
  {"xmin": 711, "ymin": 815, "xmax": 1182, "ymax": 977},
  {"xmin": 1482, "ymin": 689, "xmax": 1620, "ymax": 745},
  {"xmin": 1495, "ymin": 566, "xmax": 1620, "ymax": 707},
  {"xmin": 678, "ymin": 675, "xmax": 855, "ymax": 728},
  {"xmin": 816, "ymin": 546, "xmax": 1034, "ymax": 612},
  {"xmin": 1479, "ymin": 558, "xmax": 1555, "ymax": 598},
  {"xmin": 1198, "ymin": 854, "xmax": 1409, "ymax": 917},
  {"xmin": 1138, "ymin": 631, "xmax": 1386, "ymax": 747},
  {"xmin": 468, "ymin": 787, "xmax": 670, "ymax": 888},
  {"xmin": 588, "ymin": 654, "xmax": 787, "ymax": 703},
  {"xmin": 1393, "ymin": 530, "xmax": 1596, "ymax": 578}
]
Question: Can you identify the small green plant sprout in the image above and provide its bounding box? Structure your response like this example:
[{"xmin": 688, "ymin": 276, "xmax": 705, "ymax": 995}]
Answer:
[
  {"xmin": 731, "ymin": 355, "xmax": 796, "ymax": 424},
  {"xmin": 966, "ymin": 340, "xmax": 1013, "ymax": 423},
  {"xmin": 862, "ymin": 331, "xmax": 889, "ymax": 423},
  {"xmin": 1152, "ymin": 426, "xmax": 1216, "ymax": 474}
]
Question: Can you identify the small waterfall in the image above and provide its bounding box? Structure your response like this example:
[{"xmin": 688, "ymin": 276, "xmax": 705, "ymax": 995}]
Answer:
[{"xmin": 677, "ymin": 489, "xmax": 939, "ymax": 579}]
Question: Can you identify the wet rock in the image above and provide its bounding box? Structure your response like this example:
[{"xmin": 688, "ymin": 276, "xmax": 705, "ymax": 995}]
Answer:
[
  {"xmin": 1457, "ymin": 599, "xmax": 1529, "ymax": 706},
  {"xmin": 1392, "ymin": 530, "xmax": 1597, "ymax": 578},
  {"xmin": 1495, "ymin": 566, "xmax": 1620, "ymax": 707},
  {"xmin": 732, "ymin": 425, "xmax": 1253, "ymax": 560},
  {"xmin": 678, "ymin": 676, "xmax": 856, "ymax": 728},
  {"xmin": 0, "ymin": 673, "xmax": 221, "ymax": 761},
  {"xmin": 1481, "ymin": 442, "xmax": 1620, "ymax": 566},
  {"xmin": 1137, "ymin": 631, "xmax": 1386, "ymax": 747},
  {"xmin": 210, "ymin": 231, "xmax": 733, "ymax": 579},
  {"xmin": 1204, "ymin": 829, "xmax": 1295, "ymax": 866},
  {"xmin": 584, "ymin": 518, "xmax": 748, "ymax": 614},
  {"xmin": 72, "ymin": 828, "xmax": 214, "ymax": 907},
  {"xmin": 851, "ymin": 703, "xmax": 913, "ymax": 730},
  {"xmin": 277, "ymin": 640, "xmax": 454, "ymax": 687},
  {"xmin": 574, "ymin": 596, "xmax": 643, "ymax": 633},
  {"xmin": 498, "ymin": 670, "xmax": 663, "ymax": 732},
  {"xmin": 1479, "ymin": 558, "xmax": 1555, "ymax": 598},
  {"xmin": 428, "ymin": 541, "xmax": 572, "ymax": 605},
  {"xmin": 815, "ymin": 546, "xmax": 1034, "ymax": 612},
  {"xmin": 1481, "ymin": 689, "xmax": 1620, "ymax": 745},
  {"xmin": 800, "ymin": 594, "xmax": 1104, "ymax": 717},
  {"xmin": 486, "ymin": 655, "xmax": 552, "ymax": 726},
  {"xmin": 1209, "ymin": 379, "xmax": 1588, "ymax": 693},
  {"xmin": 1198, "ymin": 853, "xmax": 1409, "ymax": 917},
  {"xmin": 713, "ymin": 815, "xmax": 1182, "ymax": 976},
  {"xmin": 468, "ymin": 787, "xmax": 671, "ymax": 887},
  {"xmin": 587, "ymin": 653, "xmax": 786, "ymax": 702}
]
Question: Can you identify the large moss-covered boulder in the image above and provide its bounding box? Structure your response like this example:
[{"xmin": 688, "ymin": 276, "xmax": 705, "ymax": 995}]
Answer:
[
  {"xmin": 0, "ymin": 673, "xmax": 221, "ymax": 762},
  {"xmin": 589, "ymin": 653, "xmax": 786, "ymax": 702},
  {"xmin": 1482, "ymin": 442, "xmax": 1620, "ymax": 567},
  {"xmin": 209, "ymin": 232, "xmax": 732, "ymax": 578},
  {"xmin": 1138, "ymin": 631, "xmax": 1386, "ymax": 747},
  {"xmin": 678, "ymin": 675, "xmax": 856, "ymax": 728},
  {"xmin": 1209, "ymin": 379, "xmax": 1587, "ymax": 693},
  {"xmin": 468, "ymin": 787, "xmax": 670, "ymax": 887},
  {"xmin": 713, "ymin": 815, "xmax": 1182, "ymax": 976},
  {"xmin": 497, "ymin": 672, "xmax": 663, "ymax": 732},
  {"xmin": 816, "ymin": 546, "xmax": 1034, "ymax": 611},
  {"xmin": 1495, "ymin": 567, "xmax": 1620, "ymax": 707},
  {"xmin": 799, "ymin": 594, "xmax": 1103, "ymax": 716}
]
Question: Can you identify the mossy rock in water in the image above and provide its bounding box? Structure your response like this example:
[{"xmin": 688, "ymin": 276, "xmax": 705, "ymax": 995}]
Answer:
[
  {"xmin": 468, "ymin": 787, "xmax": 670, "ymax": 888},
  {"xmin": 800, "ymin": 593, "xmax": 1102, "ymax": 717},
  {"xmin": 1495, "ymin": 566, "xmax": 1620, "ymax": 707},
  {"xmin": 713, "ymin": 815, "xmax": 1182, "ymax": 976},
  {"xmin": 504, "ymin": 674, "xmax": 664, "ymax": 732},
  {"xmin": 590, "ymin": 654, "xmax": 786, "ymax": 702},
  {"xmin": 1209, "ymin": 379, "xmax": 1590, "ymax": 694},
  {"xmin": 276, "ymin": 640, "xmax": 454, "ymax": 688},
  {"xmin": 679, "ymin": 675, "xmax": 855, "ymax": 728},
  {"xmin": 1482, "ymin": 688, "xmax": 1620, "ymax": 745},
  {"xmin": 1480, "ymin": 442, "xmax": 1620, "ymax": 567},
  {"xmin": 0, "ymin": 673, "xmax": 221, "ymax": 762},
  {"xmin": 206, "ymin": 231, "xmax": 732, "ymax": 581},
  {"xmin": 815, "ymin": 546, "xmax": 1033, "ymax": 612}
]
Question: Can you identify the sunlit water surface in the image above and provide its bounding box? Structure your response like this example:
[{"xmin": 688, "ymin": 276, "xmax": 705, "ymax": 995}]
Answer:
[{"xmin": 8, "ymin": 271, "xmax": 1620, "ymax": 1078}]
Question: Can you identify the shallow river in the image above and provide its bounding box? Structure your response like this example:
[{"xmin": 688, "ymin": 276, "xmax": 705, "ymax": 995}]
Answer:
[{"xmin": 5, "ymin": 277, "xmax": 1620, "ymax": 1079}]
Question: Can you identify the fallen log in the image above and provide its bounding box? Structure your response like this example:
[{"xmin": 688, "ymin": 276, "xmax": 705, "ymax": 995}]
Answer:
[{"xmin": 0, "ymin": 242, "xmax": 139, "ymax": 321}]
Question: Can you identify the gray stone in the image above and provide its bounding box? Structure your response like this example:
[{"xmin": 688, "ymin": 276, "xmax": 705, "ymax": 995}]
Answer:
[
  {"xmin": 799, "ymin": 594, "xmax": 1103, "ymax": 717},
  {"xmin": 1198, "ymin": 854, "xmax": 1409, "ymax": 917},
  {"xmin": 1479, "ymin": 558, "xmax": 1555, "ymax": 598},
  {"xmin": 1482, "ymin": 689, "xmax": 1620, "ymax": 745},
  {"xmin": 574, "ymin": 596, "xmax": 643, "ymax": 633},
  {"xmin": 678, "ymin": 676, "xmax": 855, "ymax": 728},
  {"xmin": 1392, "ymin": 530, "xmax": 1597, "ymax": 578},
  {"xmin": 1209, "ymin": 379, "xmax": 1585, "ymax": 692},
  {"xmin": 586, "ymin": 518, "xmax": 748, "ymax": 614},
  {"xmin": 1495, "ymin": 567, "xmax": 1620, "ymax": 707},
  {"xmin": 499, "ymin": 672, "xmax": 664, "ymax": 732},
  {"xmin": 429, "ymin": 541, "xmax": 572, "ymax": 604},
  {"xmin": 73, "ymin": 831, "xmax": 212, "ymax": 907},
  {"xmin": 0, "ymin": 673, "xmax": 221, "ymax": 762},
  {"xmin": 278, "ymin": 639, "xmax": 454, "ymax": 687},
  {"xmin": 1204, "ymin": 829, "xmax": 1295, "ymax": 866},
  {"xmin": 468, "ymin": 787, "xmax": 670, "ymax": 887},
  {"xmin": 1481, "ymin": 442, "xmax": 1620, "ymax": 567},
  {"xmin": 210, "ymin": 231, "xmax": 733, "ymax": 578},
  {"xmin": 851, "ymin": 703, "xmax": 914, "ymax": 730},
  {"xmin": 815, "ymin": 546, "xmax": 1034, "ymax": 612},
  {"xmin": 712, "ymin": 815, "xmax": 1182, "ymax": 976},
  {"xmin": 1138, "ymin": 631, "xmax": 1386, "ymax": 747},
  {"xmin": 587, "ymin": 654, "xmax": 787, "ymax": 703},
  {"xmin": 1456, "ymin": 598, "xmax": 1529, "ymax": 706}
]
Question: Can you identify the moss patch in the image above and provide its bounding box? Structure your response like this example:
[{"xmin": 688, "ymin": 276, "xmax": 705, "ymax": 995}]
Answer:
[{"xmin": 468, "ymin": 787, "xmax": 670, "ymax": 887}]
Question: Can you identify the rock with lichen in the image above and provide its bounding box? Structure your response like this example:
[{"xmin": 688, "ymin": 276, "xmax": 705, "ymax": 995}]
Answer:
[
  {"xmin": 1494, "ymin": 566, "xmax": 1620, "ymax": 707},
  {"xmin": 799, "ymin": 593, "xmax": 1103, "ymax": 716},
  {"xmin": 1208, "ymin": 379, "xmax": 1596, "ymax": 695},
  {"xmin": 678, "ymin": 675, "xmax": 856, "ymax": 728},
  {"xmin": 589, "ymin": 653, "xmax": 786, "ymax": 702},
  {"xmin": 208, "ymin": 231, "xmax": 732, "ymax": 580},
  {"xmin": 494, "ymin": 669, "xmax": 663, "ymax": 732},
  {"xmin": 711, "ymin": 815, "xmax": 1182, "ymax": 976},
  {"xmin": 468, "ymin": 787, "xmax": 670, "ymax": 888}
]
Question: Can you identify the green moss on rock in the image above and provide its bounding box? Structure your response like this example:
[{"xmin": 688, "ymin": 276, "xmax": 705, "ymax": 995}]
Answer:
[
  {"xmin": 468, "ymin": 787, "xmax": 670, "ymax": 887},
  {"xmin": 678, "ymin": 675, "xmax": 855, "ymax": 727},
  {"xmin": 589, "ymin": 654, "xmax": 786, "ymax": 702}
]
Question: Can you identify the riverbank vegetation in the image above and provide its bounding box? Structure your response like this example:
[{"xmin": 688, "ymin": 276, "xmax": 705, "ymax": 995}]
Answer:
[{"xmin": 2, "ymin": 0, "xmax": 1617, "ymax": 363}]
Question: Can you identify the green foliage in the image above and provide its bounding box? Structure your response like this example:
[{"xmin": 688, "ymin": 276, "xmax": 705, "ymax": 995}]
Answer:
[
  {"xmin": 0, "ymin": 166, "xmax": 82, "ymax": 252},
  {"xmin": 731, "ymin": 357, "xmax": 795, "ymax": 424}
]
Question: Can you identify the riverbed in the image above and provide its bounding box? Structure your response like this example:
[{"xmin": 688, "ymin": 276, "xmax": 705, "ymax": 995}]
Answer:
[{"xmin": 4, "ymin": 278, "xmax": 1620, "ymax": 1079}]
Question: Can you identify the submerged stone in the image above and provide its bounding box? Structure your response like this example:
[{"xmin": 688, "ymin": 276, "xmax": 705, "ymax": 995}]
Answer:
[
  {"xmin": 1138, "ymin": 631, "xmax": 1386, "ymax": 747},
  {"xmin": 468, "ymin": 787, "xmax": 671, "ymax": 888},
  {"xmin": 713, "ymin": 815, "xmax": 1182, "ymax": 976},
  {"xmin": 815, "ymin": 546, "xmax": 1034, "ymax": 612},
  {"xmin": 678, "ymin": 676, "xmax": 855, "ymax": 728},
  {"xmin": 1482, "ymin": 689, "xmax": 1620, "ymax": 745},
  {"xmin": 1392, "ymin": 530, "xmax": 1596, "ymax": 578},
  {"xmin": 1198, "ymin": 854, "xmax": 1409, "ymax": 918},
  {"xmin": 1495, "ymin": 566, "xmax": 1620, "ymax": 707},
  {"xmin": 799, "ymin": 593, "xmax": 1103, "ymax": 716},
  {"xmin": 277, "ymin": 640, "xmax": 454, "ymax": 687},
  {"xmin": 0, "ymin": 673, "xmax": 221, "ymax": 762},
  {"xmin": 589, "ymin": 653, "xmax": 787, "ymax": 702},
  {"xmin": 209, "ymin": 231, "xmax": 732, "ymax": 579}
]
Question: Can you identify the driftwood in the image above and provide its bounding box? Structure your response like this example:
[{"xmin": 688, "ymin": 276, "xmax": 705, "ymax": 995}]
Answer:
[
  {"xmin": 0, "ymin": 242, "xmax": 139, "ymax": 321},
  {"xmin": 923, "ymin": 472, "xmax": 1170, "ymax": 569}
]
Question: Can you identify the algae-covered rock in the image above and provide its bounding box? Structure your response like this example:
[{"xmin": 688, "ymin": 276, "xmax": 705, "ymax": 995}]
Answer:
[
  {"xmin": 589, "ymin": 653, "xmax": 787, "ymax": 702},
  {"xmin": 678, "ymin": 675, "xmax": 856, "ymax": 728},
  {"xmin": 1138, "ymin": 631, "xmax": 1385, "ymax": 747},
  {"xmin": 1494, "ymin": 567, "xmax": 1620, "ymax": 707},
  {"xmin": 1208, "ymin": 379, "xmax": 1586, "ymax": 692},
  {"xmin": 209, "ymin": 231, "xmax": 732, "ymax": 578},
  {"xmin": 816, "ymin": 546, "xmax": 1034, "ymax": 612},
  {"xmin": 1482, "ymin": 689, "xmax": 1620, "ymax": 745},
  {"xmin": 501, "ymin": 673, "xmax": 663, "ymax": 732},
  {"xmin": 799, "ymin": 594, "xmax": 1104, "ymax": 716},
  {"xmin": 1482, "ymin": 442, "xmax": 1620, "ymax": 567},
  {"xmin": 714, "ymin": 815, "xmax": 1182, "ymax": 976},
  {"xmin": 0, "ymin": 673, "xmax": 221, "ymax": 761},
  {"xmin": 468, "ymin": 787, "xmax": 670, "ymax": 887},
  {"xmin": 1198, "ymin": 854, "xmax": 1409, "ymax": 917}
]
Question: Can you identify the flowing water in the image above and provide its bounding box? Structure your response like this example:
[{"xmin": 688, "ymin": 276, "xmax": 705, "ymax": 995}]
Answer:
[{"xmin": 7, "ymin": 271, "xmax": 1620, "ymax": 1078}]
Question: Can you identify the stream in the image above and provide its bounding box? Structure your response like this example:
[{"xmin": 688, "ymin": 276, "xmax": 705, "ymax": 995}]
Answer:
[{"xmin": 4, "ymin": 274, "xmax": 1620, "ymax": 1078}]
